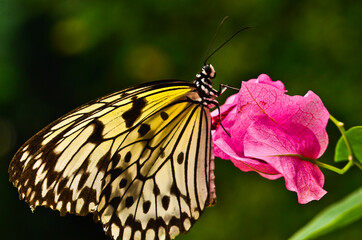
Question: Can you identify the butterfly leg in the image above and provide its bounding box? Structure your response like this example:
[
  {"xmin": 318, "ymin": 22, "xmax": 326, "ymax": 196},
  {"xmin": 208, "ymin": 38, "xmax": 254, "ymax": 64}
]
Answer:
[
  {"xmin": 216, "ymin": 104, "xmax": 231, "ymax": 137},
  {"xmin": 218, "ymin": 84, "xmax": 239, "ymax": 96},
  {"xmin": 203, "ymin": 98, "xmax": 231, "ymax": 138}
]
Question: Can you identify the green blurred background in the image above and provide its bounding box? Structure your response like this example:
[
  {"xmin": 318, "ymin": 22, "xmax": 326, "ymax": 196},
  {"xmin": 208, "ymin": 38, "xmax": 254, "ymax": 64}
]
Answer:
[{"xmin": 1, "ymin": 0, "xmax": 361, "ymax": 239}]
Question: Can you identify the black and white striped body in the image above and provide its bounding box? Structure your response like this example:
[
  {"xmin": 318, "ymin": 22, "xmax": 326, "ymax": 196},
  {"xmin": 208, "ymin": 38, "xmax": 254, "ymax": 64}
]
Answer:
[{"xmin": 193, "ymin": 64, "xmax": 223, "ymax": 108}]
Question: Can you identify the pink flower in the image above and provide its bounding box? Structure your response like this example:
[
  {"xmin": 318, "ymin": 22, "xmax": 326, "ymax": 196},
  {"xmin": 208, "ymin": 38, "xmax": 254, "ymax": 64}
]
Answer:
[{"xmin": 212, "ymin": 74, "xmax": 329, "ymax": 204}]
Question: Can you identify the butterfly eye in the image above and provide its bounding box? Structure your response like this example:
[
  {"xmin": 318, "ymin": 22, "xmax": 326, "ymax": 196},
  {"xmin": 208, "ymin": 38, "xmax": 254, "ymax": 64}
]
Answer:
[
  {"xmin": 202, "ymin": 64, "xmax": 216, "ymax": 79},
  {"xmin": 201, "ymin": 66, "xmax": 210, "ymax": 76},
  {"xmin": 205, "ymin": 65, "xmax": 211, "ymax": 74}
]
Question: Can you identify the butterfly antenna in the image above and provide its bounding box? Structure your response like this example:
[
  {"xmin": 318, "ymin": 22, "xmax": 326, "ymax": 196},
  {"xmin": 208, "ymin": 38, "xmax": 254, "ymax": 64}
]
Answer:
[
  {"xmin": 203, "ymin": 16, "xmax": 230, "ymax": 65},
  {"xmin": 204, "ymin": 26, "xmax": 251, "ymax": 64}
]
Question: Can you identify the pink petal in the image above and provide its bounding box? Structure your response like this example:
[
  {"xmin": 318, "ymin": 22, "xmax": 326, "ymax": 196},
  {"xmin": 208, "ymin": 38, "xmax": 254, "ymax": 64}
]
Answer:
[
  {"xmin": 211, "ymin": 74, "xmax": 330, "ymax": 203},
  {"xmin": 214, "ymin": 138, "xmax": 282, "ymax": 179},
  {"xmin": 239, "ymin": 81, "xmax": 329, "ymax": 157},
  {"xmin": 248, "ymin": 74, "xmax": 286, "ymax": 92},
  {"xmin": 244, "ymin": 116, "xmax": 327, "ymax": 203}
]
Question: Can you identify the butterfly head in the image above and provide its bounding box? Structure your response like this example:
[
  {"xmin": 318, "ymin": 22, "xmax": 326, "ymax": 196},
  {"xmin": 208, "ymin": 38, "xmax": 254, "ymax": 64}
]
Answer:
[
  {"xmin": 201, "ymin": 64, "xmax": 216, "ymax": 79},
  {"xmin": 194, "ymin": 64, "xmax": 216, "ymax": 83}
]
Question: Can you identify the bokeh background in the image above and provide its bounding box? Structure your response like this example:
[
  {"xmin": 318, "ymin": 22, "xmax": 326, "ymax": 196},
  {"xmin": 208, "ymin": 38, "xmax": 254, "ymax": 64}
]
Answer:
[{"xmin": 1, "ymin": 0, "xmax": 361, "ymax": 239}]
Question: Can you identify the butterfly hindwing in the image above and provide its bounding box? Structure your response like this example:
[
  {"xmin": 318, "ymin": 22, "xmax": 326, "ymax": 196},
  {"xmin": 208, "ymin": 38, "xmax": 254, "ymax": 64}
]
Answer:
[
  {"xmin": 9, "ymin": 80, "xmax": 215, "ymax": 240},
  {"xmin": 97, "ymin": 97, "xmax": 212, "ymax": 239}
]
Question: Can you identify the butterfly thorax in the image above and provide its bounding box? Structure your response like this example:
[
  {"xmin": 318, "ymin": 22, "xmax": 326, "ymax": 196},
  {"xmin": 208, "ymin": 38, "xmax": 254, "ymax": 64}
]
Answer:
[{"xmin": 193, "ymin": 64, "xmax": 220, "ymax": 107}]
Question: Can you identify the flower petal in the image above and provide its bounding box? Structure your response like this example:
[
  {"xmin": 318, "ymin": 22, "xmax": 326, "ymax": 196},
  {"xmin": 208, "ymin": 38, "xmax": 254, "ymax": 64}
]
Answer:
[
  {"xmin": 214, "ymin": 138, "xmax": 282, "ymax": 179},
  {"xmin": 211, "ymin": 74, "xmax": 330, "ymax": 203},
  {"xmin": 244, "ymin": 116, "xmax": 327, "ymax": 203},
  {"xmin": 248, "ymin": 74, "xmax": 286, "ymax": 92}
]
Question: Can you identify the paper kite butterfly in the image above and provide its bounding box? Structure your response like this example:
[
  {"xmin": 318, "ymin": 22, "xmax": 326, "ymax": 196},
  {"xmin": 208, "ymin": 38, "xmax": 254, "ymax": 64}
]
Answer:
[{"xmin": 9, "ymin": 20, "xmax": 248, "ymax": 240}]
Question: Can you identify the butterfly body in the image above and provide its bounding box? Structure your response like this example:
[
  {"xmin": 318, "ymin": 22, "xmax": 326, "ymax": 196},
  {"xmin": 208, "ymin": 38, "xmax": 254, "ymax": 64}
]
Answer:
[{"xmin": 9, "ymin": 64, "xmax": 222, "ymax": 240}]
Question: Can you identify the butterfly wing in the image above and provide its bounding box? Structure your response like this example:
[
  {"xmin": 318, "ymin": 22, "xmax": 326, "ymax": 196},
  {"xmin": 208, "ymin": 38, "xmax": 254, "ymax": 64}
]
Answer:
[{"xmin": 9, "ymin": 80, "xmax": 216, "ymax": 240}]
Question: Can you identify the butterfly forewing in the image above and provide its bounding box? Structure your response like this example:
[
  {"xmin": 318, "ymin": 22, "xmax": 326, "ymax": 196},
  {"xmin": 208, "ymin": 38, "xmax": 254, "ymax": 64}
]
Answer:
[{"xmin": 9, "ymin": 80, "xmax": 214, "ymax": 240}]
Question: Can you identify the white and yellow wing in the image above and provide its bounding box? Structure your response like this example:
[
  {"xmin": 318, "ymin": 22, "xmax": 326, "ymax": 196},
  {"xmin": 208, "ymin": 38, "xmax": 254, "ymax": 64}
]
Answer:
[{"xmin": 9, "ymin": 80, "xmax": 215, "ymax": 240}]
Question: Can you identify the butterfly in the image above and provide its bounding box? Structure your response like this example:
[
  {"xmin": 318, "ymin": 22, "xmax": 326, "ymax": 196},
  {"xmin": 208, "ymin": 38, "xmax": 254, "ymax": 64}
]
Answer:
[
  {"xmin": 9, "ymin": 17, "xmax": 248, "ymax": 239},
  {"xmin": 9, "ymin": 62, "xmax": 226, "ymax": 239}
]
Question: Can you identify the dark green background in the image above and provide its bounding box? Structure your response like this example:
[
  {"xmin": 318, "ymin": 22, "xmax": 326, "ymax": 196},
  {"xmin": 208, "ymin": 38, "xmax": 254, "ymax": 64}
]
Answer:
[{"xmin": 1, "ymin": 1, "xmax": 361, "ymax": 239}]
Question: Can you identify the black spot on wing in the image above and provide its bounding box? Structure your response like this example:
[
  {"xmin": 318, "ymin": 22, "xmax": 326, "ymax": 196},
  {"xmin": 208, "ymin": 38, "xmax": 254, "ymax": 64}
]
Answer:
[
  {"xmin": 143, "ymin": 200, "xmax": 151, "ymax": 213},
  {"xmin": 111, "ymin": 153, "xmax": 121, "ymax": 169},
  {"xmin": 177, "ymin": 152, "xmax": 184, "ymax": 164},
  {"xmin": 122, "ymin": 97, "xmax": 147, "ymax": 128},
  {"xmin": 109, "ymin": 197, "xmax": 121, "ymax": 210},
  {"xmin": 162, "ymin": 196, "xmax": 170, "ymax": 210},
  {"xmin": 138, "ymin": 123, "xmax": 150, "ymax": 136},
  {"xmin": 119, "ymin": 179, "xmax": 127, "ymax": 189},
  {"xmin": 160, "ymin": 111, "xmax": 169, "ymax": 120},
  {"xmin": 88, "ymin": 120, "xmax": 105, "ymax": 143},
  {"xmin": 125, "ymin": 152, "xmax": 132, "ymax": 163},
  {"xmin": 125, "ymin": 196, "xmax": 134, "ymax": 208},
  {"xmin": 106, "ymin": 168, "xmax": 123, "ymax": 183}
]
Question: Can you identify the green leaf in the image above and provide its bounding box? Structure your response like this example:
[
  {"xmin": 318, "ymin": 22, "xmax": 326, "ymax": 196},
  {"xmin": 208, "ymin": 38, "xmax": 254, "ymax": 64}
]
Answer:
[
  {"xmin": 335, "ymin": 126, "xmax": 362, "ymax": 164},
  {"xmin": 290, "ymin": 187, "xmax": 362, "ymax": 240}
]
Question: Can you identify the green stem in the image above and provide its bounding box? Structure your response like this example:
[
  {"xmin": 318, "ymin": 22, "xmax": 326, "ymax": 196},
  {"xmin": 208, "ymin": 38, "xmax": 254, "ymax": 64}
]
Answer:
[
  {"xmin": 305, "ymin": 115, "xmax": 357, "ymax": 174},
  {"xmin": 315, "ymin": 160, "xmax": 354, "ymax": 174},
  {"xmin": 354, "ymin": 161, "xmax": 362, "ymax": 171},
  {"xmin": 311, "ymin": 115, "xmax": 357, "ymax": 174},
  {"xmin": 329, "ymin": 115, "xmax": 354, "ymax": 162},
  {"xmin": 275, "ymin": 154, "xmax": 353, "ymax": 175}
]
